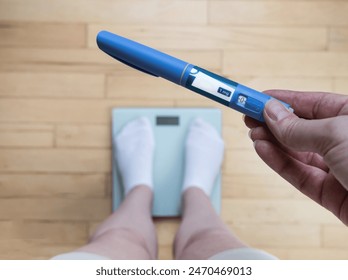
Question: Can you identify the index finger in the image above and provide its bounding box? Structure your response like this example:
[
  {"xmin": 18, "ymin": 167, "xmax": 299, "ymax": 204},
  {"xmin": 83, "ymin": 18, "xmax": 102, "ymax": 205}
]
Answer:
[{"xmin": 263, "ymin": 90, "xmax": 348, "ymax": 119}]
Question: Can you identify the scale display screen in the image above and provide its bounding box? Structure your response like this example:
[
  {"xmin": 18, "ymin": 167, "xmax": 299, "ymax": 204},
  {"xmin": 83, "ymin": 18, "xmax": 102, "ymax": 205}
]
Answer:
[{"xmin": 156, "ymin": 116, "xmax": 179, "ymax": 126}]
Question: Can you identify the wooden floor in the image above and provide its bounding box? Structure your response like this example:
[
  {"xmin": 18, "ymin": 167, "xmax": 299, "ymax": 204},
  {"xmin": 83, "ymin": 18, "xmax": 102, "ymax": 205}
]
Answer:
[{"xmin": 0, "ymin": 0, "xmax": 348, "ymax": 260}]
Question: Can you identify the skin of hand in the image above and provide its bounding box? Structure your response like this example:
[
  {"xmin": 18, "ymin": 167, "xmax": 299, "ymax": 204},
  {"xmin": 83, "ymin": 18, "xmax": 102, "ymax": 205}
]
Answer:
[{"xmin": 244, "ymin": 90, "xmax": 348, "ymax": 225}]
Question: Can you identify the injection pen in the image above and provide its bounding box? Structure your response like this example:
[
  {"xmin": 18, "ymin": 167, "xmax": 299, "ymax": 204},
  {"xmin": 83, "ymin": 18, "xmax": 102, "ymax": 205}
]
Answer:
[{"xmin": 97, "ymin": 30, "xmax": 292, "ymax": 122}]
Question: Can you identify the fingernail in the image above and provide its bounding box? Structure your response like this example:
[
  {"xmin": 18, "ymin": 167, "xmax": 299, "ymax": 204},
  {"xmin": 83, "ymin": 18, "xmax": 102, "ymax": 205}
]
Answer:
[
  {"xmin": 265, "ymin": 99, "xmax": 291, "ymax": 121},
  {"xmin": 248, "ymin": 129, "xmax": 253, "ymax": 139},
  {"xmin": 253, "ymin": 140, "xmax": 257, "ymax": 149}
]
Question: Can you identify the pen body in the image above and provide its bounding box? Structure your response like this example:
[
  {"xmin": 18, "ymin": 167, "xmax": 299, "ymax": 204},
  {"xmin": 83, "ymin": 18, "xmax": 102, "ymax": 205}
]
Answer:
[
  {"xmin": 183, "ymin": 66, "xmax": 291, "ymax": 122},
  {"xmin": 97, "ymin": 30, "xmax": 190, "ymax": 85},
  {"xmin": 97, "ymin": 31, "xmax": 292, "ymax": 122}
]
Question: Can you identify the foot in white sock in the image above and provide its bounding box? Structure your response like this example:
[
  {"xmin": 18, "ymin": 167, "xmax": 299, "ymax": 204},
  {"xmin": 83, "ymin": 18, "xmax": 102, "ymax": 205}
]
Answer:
[
  {"xmin": 182, "ymin": 118, "xmax": 224, "ymax": 196},
  {"xmin": 114, "ymin": 117, "xmax": 155, "ymax": 195}
]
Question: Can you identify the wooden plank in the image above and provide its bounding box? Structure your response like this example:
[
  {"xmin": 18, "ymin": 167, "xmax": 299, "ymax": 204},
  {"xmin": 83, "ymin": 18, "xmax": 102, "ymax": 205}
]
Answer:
[
  {"xmin": 221, "ymin": 106, "xmax": 247, "ymax": 127},
  {"xmin": 158, "ymin": 245, "xmax": 173, "ymax": 260},
  {"xmin": 223, "ymin": 51, "xmax": 348, "ymax": 77},
  {"xmin": 222, "ymin": 123, "xmax": 249, "ymax": 150},
  {"xmin": 0, "ymin": 47, "xmax": 221, "ymax": 69},
  {"xmin": 0, "ymin": 123, "xmax": 53, "ymax": 147},
  {"xmin": 0, "ymin": 123, "xmax": 53, "ymax": 131},
  {"xmin": 221, "ymin": 199, "xmax": 340, "ymax": 224},
  {"xmin": 333, "ymin": 78, "xmax": 348, "ymax": 94},
  {"xmin": 0, "ymin": 0, "xmax": 207, "ymax": 24},
  {"xmin": 106, "ymin": 73, "xmax": 191, "ymax": 100},
  {"xmin": 0, "ymin": 47, "xmax": 125, "ymax": 73},
  {"xmin": 156, "ymin": 219, "xmax": 179, "ymax": 247},
  {"xmin": 0, "ymin": 47, "xmax": 221, "ymax": 73},
  {"xmin": 0, "ymin": 63, "xmax": 119, "ymax": 74},
  {"xmin": 329, "ymin": 27, "xmax": 348, "ymax": 51},
  {"xmin": 56, "ymin": 124, "xmax": 110, "ymax": 148},
  {"xmin": 209, "ymin": 1, "xmax": 348, "ymax": 26},
  {"xmin": 0, "ymin": 173, "xmax": 107, "ymax": 198},
  {"xmin": 88, "ymin": 25, "xmax": 327, "ymax": 51},
  {"xmin": 255, "ymin": 247, "xmax": 348, "ymax": 260},
  {"xmin": 0, "ymin": 22, "xmax": 85, "ymax": 48},
  {"xmin": 222, "ymin": 174, "xmax": 305, "ymax": 200},
  {"xmin": 235, "ymin": 76, "xmax": 334, "ymax": 93},
  {"xmin": 0, "ymin": 148, "xmax": 111, "ymax": 173},
  {"xmin": 156, "ymin": 219, "xmax": 179, "ymax": 259},
  {"xmin": 231, "ymin": 224, "xmax": 321, "ymax": 248},
  {"xmin": 0, "ymin": 221, "xmax": 88, "ymax": 244},
  {"xmin": 0, "ymin": 198, "xmax": 110, "ymax": 221},
  {"xmin": 0, "ymin": 131, "xmax": 53, "ymax": 147},
  {"xmin": 0, "ymin": 72, "xmax": 105, "ymax": 98},
  {"xmin": 322, "ymin": 225, "xmax": 348, "ymax": 248},
  {"xmin": 0, "ymin": 98, "xmax": 174, "ymax": 124},
  {"xmin": 173, "ymin": 97, "xmax": 229, "ymax": 111},
  {"xmin": 0, "ymin": 48, "xmax": 114, "ymax": 65},
  {"xmin": 224, "ymin": 148, "xmax": 274, "ymax": 175},
  {"xmin": 286, "ymin": 248, "xmax": 348, "ymax": 260},
  {"xmin": 0, "ymin": 240, "xmax": 78, "ymax": 259}
]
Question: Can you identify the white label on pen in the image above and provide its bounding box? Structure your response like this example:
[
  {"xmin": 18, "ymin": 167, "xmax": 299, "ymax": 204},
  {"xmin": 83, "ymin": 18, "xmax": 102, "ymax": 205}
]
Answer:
[{"xmin": 190, "ymin": 70, "xmax": 235, "ymax": 102}]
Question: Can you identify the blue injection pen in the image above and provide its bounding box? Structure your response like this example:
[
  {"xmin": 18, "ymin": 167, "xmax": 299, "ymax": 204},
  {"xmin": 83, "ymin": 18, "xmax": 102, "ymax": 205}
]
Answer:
[{"xmin": 97, "ymin": 30, "xmax": 292, "ymax": 122}]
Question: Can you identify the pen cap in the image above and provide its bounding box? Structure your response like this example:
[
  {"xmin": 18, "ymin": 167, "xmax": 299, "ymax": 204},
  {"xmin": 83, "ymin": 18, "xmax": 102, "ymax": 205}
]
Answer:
[{"xmin": 97, "ymin": 31, "xmax": 193, "ymax": 85}]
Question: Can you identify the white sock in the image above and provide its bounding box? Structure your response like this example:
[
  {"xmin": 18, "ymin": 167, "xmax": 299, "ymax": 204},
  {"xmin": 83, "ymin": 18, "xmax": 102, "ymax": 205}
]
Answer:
[
  {"xmin": 182, "ymin": 118, "xmax": 224, "ymax": 196},
  {"xmin": 114, "ymin": 117, "xmax": 155, "ymax": 195}
]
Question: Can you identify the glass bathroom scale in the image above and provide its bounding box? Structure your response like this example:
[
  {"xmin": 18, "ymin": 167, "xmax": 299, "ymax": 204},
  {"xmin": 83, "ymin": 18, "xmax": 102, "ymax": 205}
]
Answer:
[{"xmin": 112, "ymin": 108, "xmax": 222, "ymax": 217}]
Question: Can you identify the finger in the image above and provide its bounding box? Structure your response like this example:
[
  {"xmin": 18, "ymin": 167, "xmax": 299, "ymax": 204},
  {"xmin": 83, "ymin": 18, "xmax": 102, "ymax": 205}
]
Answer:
[
  {"xmin": 250, "ymin": 126, "xmax": 328, "ymax": 171},
  {"xmin": 243, "ymin": 115, "xmax": 263, "ymax": 129},
  {"xmin": 254, "ymin": 140, "xmax": 348, "ymax": 224},
  {"xmin": 263, "ymin": 99, "xmax": 335, "ymax": 155},
  {"xmin": 253, "ymin": 140, "xmax": 325, "ymax": 203},
  {"xmin": 249, "ymin": 126, "xmax": 276, "ymax": 142},
  {"xmin": 264, "ymin": 89, "xmax": 348, "ymax": 119},
  {"xmin": 290, "ymin": 151, "xmax": 328, "ymax": 172}
]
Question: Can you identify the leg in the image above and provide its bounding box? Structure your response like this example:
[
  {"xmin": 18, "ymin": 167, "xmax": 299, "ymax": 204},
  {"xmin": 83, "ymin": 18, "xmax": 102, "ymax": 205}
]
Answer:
[
  {"xmin": 175, "ymin": 188, "xmax": 246, "ymax": 260},
  {"xmin": 77, "ymin": 185, "xmax": 157, "ymax": 259},
  {"xmin": 174, "ymin": 118, "xmax": 247, "ymax": 259},
  {"xmin": 52, "ymin": 117, "xmax": 157, "ymax": 260}
]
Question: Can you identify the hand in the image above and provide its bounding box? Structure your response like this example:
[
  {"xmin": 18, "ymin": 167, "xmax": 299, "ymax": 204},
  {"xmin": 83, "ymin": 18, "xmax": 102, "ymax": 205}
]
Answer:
[{"xmin": 244, "ymin": 90, "xmax": 348, "ymax": 225}]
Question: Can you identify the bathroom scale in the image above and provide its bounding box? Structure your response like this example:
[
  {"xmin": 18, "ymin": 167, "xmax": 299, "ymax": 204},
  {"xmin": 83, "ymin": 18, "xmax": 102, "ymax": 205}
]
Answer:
[{"xmin": 112, "ymin": 108, "xmax": 222, "ymax": 217}]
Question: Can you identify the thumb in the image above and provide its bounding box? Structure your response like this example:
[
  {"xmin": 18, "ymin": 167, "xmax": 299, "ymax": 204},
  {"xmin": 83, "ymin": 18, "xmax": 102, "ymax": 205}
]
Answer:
[{"xmin": 263, "ymin": 99, "xmax": 333, "ymax": 155}]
